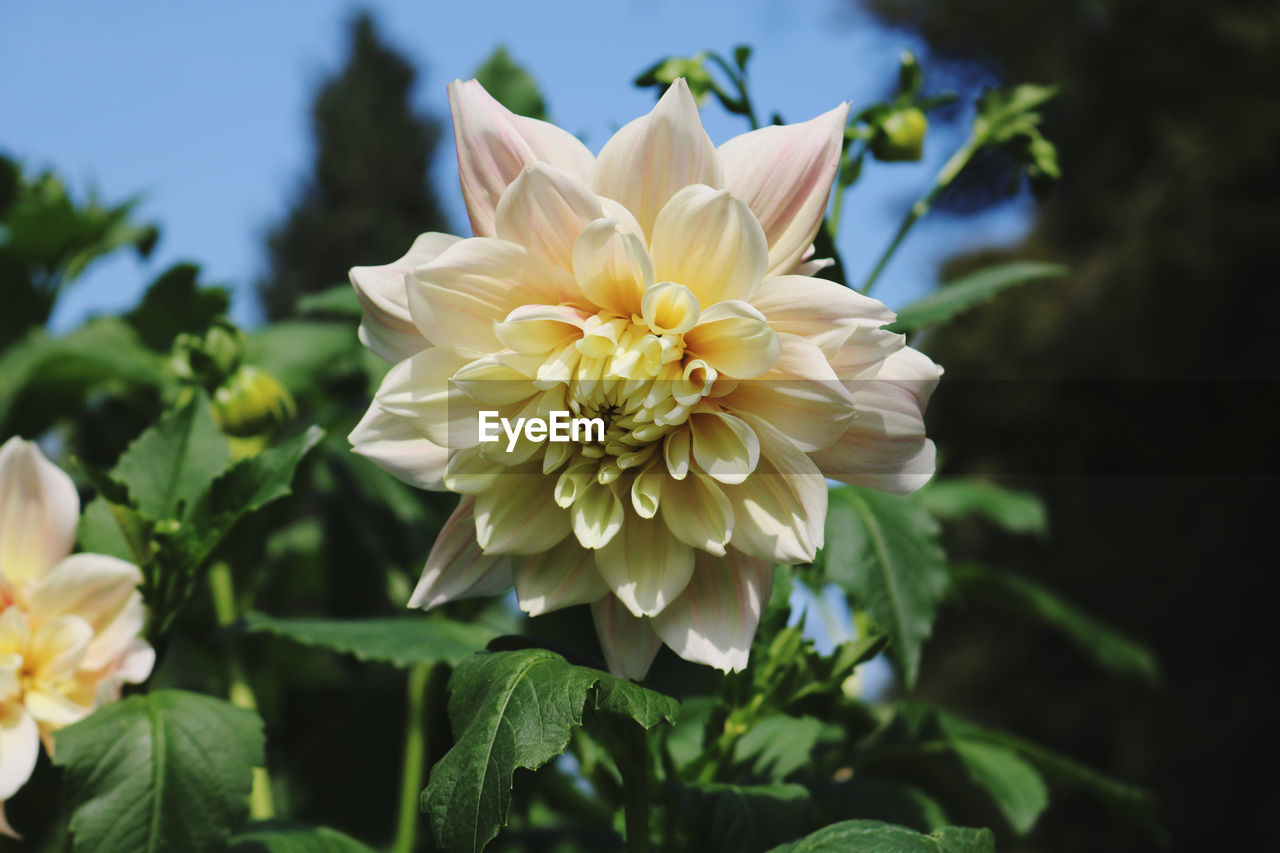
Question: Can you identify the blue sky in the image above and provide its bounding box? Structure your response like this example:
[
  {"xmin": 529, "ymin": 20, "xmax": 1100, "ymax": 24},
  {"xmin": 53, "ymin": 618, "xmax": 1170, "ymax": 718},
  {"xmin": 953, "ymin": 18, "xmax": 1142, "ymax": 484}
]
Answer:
[{"xmin": 1, "ymin": 0, "xmax": 1033, "ymax": 330}]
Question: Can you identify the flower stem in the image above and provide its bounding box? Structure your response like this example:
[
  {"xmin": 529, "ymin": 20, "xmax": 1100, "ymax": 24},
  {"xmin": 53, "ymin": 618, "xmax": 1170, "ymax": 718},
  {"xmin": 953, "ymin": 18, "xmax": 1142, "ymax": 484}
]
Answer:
[
  {"xmin": 621, "ymin": 723, "xmax": 652, "ymax": 853},
  {"xmin": 392, "ymin": 663, "xmax": 433, "ymax": 853},
  {"xmin": 861, "ymin": 137, "xmax": 979, "ymax": 297},
  {"xmin": 208, "ymin": 561, "xmax": 275, "ymax": 821}
]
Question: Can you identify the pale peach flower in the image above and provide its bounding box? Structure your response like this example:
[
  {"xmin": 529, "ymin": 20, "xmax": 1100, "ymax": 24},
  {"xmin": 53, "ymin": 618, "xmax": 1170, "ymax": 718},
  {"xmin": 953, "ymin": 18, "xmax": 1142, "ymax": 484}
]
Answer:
[
  {"xmin": 0, "ymin": 437, "xmax": 154, "ymax": 836},
  {"xmin": 350, "ymin": 79, "xmax": 940, "ymax": 679}
]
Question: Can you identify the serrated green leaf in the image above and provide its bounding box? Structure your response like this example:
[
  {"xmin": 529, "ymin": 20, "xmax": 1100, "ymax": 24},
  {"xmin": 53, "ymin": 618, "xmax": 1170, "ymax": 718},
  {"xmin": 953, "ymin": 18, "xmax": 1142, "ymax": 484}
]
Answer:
[
  {"xmin": 52, "ymin": 689, "xmax": 264, "ymax": 853},
  {"xmin": 765, "ymin": 820, "xmax": 995, "ymax": 853},
  {"xmin": 949, "ymin": 740, "xmax": 1048, "ymax": 835},
  {"xmin": 76, "ymin": 495, "xmax": 148, "ymax": 563},
  {"xmin": 675, "ymin": 782, "xmax": 811, "ymax": 853},
  {"xmin": 950, "ymin": 563, "xmax": 1159, "ymax": 681},
  {"xmin": 124, "ymin": 263, "xmax": 230, "ymax": 351},
  {"xmin": 821, "ymin": 486, "xmax": 948, "ymax": 687},
  {"xmin": 423, "ymin": 649, "xmax": 676, "ymax": 852},
  {"xmin": 241, "ymin": 612, "xmax": 497, "ymax": 668},
  {"xmin": 886, "ymin": 262, "xmax": 1067, "ymax": 333},
  {"xmin": 112, "ymin": 394, "xmax": 230, "ymax": 518},
  {"xmin": 594, "ymin": 673, "xmax": 680, "ymax": 729},
  {"xmin": 734, "ymin": 714, "xmax": 825, "ymax": 780},
  {"xmin": 473, "ymin": 46, "xmax": 547, "ymax": 120},
  {"xmin": 915, "ymin": 477, "xmax": 1048, "ymax": 535},
  {"xmin": 295, "ymin": 285, "xmax": 362, "ymax": 318},
  {"xmin": 228, "ymin": 822, "xmax": 377, "ymax": 852}
]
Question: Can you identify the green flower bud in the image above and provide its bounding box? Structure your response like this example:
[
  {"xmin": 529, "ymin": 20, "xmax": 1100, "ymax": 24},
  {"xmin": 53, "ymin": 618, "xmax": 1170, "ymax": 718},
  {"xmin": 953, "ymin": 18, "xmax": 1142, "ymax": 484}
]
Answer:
[
  {"xmin": 171, "ymin": 319, "xmax": 245, "ymax": 390},
  {"xmin": 871, "ymin": 107, "xmax": 928, "ymax": 162},
  {"xmin": 211, "ymin": 366, "xmax": 295, "ymax": 438}
]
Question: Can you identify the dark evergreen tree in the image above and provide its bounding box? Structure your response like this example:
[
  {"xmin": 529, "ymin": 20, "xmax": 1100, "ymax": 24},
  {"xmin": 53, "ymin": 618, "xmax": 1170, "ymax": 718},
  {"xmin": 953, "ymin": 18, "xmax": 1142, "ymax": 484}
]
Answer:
[{"xmin": 258, "ymin": 11, "xmax": 450, "ymax": 319}]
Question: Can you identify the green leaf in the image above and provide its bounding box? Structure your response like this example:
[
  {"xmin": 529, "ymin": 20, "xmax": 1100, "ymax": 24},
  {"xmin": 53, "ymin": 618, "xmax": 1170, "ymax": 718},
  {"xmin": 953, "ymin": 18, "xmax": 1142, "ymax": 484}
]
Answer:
[
  {"xmin": 52, "ymin": 689, "xmax": 264, "ymax": 853},
  {"xmin": 886, "ymin": 262, "xmax": 1067, "ymax": 333},
  {"xmin": 948, "ymin": 739, "xmax": 1048, "ymax": 835},
  {"xmin": 765, "ymin": 820, "xmax": 995, "ymax": 853},
  {"xmin": 240, "ymin": 612, "xmax": 498, "ymax": 668},
  {"xmin": 821, "ymin": 486, "xmax": 948, "ymax": 687},
  {"xmin": 974, "ymin": 84, "xmax": 1060, "ymax": 144},
  {"xmin": 124, "ymin": 263, "xmax": 230, "ymax": 351},
  {"xmin": 675, "ymin": 782, "xmax": 811, "ymax": 853},
  {"xmin": 229, "ymin": 822, "xmax": 377, "ymax": 852},
  {"xmin": 244, "ymin": 321, "xmax": 362, "ymax": 399},
  {"xmin": 423, "ymin": 649, "xmax": 677, "ymax": 852},
  {"xmin": 915, "ymin": 477, "xmax": 1048, "ymax": 535},
  {"xmin": 473, "ymin": 46, "xmax": 547, "ymax": 120},
  {"xmin": 295, "ymin": 285, "xmax": 362, "ymax": 318},
  {"xmin": 112, "ymin": 394, "xmax": 230, "ymax": 518},
  {"xmin": 76, "ymin": 495, "xmax": 149, "ymax": 563},
  {"xmin": 734, "ymin": 715, "xmax": 825, "ymax": 780},
  {"xmin": 950, "ymin": 563, "xmax": 1160, "ymax": 681}
]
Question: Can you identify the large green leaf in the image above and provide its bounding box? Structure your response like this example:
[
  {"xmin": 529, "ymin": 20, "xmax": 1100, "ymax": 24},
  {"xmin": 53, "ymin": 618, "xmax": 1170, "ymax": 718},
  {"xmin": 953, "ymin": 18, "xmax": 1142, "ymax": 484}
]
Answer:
[
  {"xmin": 765, "ymin": 820, "xmax": 994, "ymax": 853},
  {"xmin": 112, "ymin": 394, "xmax": 230, "ymax": 518},
  {"xmin": 948, "ymin": 740, "xmax": 1047, "ymax": 835},
  {"xmin": 822, "ymin": 486, "xmax": 948, "ymax": 687},
  {"xmin": 915, "ymin": 478, "xmax": 1047, "ymax": 535},
  {"xmin": 674, "ymin": 782, "xmax": 811, "ymax": 853},
  {"xmin": 241, "ymin": 612, "xmax": 498, "ymax": 668},
  {"xmin": 52, "ymin": 689, "xmax": 264, "ymax": 853},
  {"xmin": 950, "ymin": 563, "xmax": 1159, "ymax": 681},
  {"xmin": 228, "ymin": 822, "xmax": 377, "ymax": 852},
  {"xmin": 886, "ymin": 262, "xmax": 1066, "ymax": 333},
  {"xmin": 423, "ymin": 649, "xmax": 678, "ymax": 852}
]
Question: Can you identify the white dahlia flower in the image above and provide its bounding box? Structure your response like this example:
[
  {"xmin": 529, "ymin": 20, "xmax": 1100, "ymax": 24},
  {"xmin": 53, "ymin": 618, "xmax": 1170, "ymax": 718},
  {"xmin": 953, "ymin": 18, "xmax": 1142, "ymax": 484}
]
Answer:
[
  {"xmin": 0, "ymin": 437, "xmax": 154, "ymax": 836},
  {"xmin": 350, "ymin": 79, "xmax": 940, "ymax": 679}
]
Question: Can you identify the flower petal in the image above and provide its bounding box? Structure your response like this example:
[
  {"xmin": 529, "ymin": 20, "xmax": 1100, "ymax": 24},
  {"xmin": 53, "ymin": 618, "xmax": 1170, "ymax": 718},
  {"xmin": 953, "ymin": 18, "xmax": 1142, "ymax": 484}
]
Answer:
[
  {"xmin": 591, "ymin": 78, "xmax": 725, "ymax": 239},
  {"xmin": 687, "ymin": 410, "xmax": 759, "ymax": 485},
  {"xmin": 474, "ymin": 474, "xmax": 571, "ymax": 555},
  {"xmin": 0, "ymin": 706, "xmax": 39, "ymax": 801},
  {"xmin": 721, "ymin": 414, "xmax": 828, "ymax": 563},
  {"xmin": 569, "ymin": 480, "xmax": 625, "ymax": 550},
  {"xmin": 23, "ymin": 687, "xmax": 91, "ymax": 729},
  {"xmin": 718, "ymin": 103, "xmax": 849, "ymax": 275},
  {"xmin": 373, "ymin": 346, "xmax": 488, "ymax": 450},
  {"xmin": 494, "ymin": 163, "xmax": 606, "ymax": 271},
  {"xmin": 28, "ymin": 615, "xmax": 92, "ymax": 685},
  {"xmin": 649, "ymin": 185, "xmax": 768, "ymax": 306},
  {"xmin": 351, "ymin": 232, "xmax": 461, "ymax": 362},
  {"xmin": 594, "ymin": 515, "xmax": 694, "ymax": 617},
  {"xmin": 0, "ymin": 437, "xmax": 78, "ymax": 591},
  {"xmin": 349, "ymin": 402, "xmax": 450, "ymax": 491},
  {"xmin": 408, "ymin": 497, "xmax": 512, "ymax": 609},
  {"xmin": 652, "ymin": 549, "xmax": 773, "ymax": 672},
  {"xmin": 512, "ymin": 539, "xmax": 608, "ymax": 617},
  {"xmin": 27, "ymin": 553, "xmax": 141, "ymax": 637},
  {"xmin": 571, "ymin": 219, "xmax": 653, "ymax": 317},
  {"xmin": 590, "ymin": 594, "xmax": 662, "ymax": 681},
  {"xmin": 683, "ymin": 301, "xmax": 780, "ymax": 379},
  {"xmin": 749, "ymin": 274, "xmax": 896, "ymax": 358},
  {"xmin": 494, "ymin": 304, "xmax": 588, "ymax": 355},
  {"xmin": 659, "ymin": 471, "xmax": 734, "ymax": 557},
  {"xmin": 813, "ymin": 346, "xmax": 942, "ymax": 494},
  {"xmin": 448, "ymin": 79, "xmax": 595, "ymax": 238},
  {"xmin": 80, "ymin": 594, "xmax": 149, "ymax": 674},
  {"xmin": 406, "ymin": 237, "xmax": 562, "ymax": 352}
]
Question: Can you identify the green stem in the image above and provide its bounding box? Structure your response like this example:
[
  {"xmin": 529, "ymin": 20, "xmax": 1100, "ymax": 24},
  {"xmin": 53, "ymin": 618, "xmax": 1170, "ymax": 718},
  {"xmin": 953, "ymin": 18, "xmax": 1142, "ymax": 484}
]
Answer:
[
  {"xmin": 707, "ymin": 53, "xmax": 760, "ymax": 130},
  {"xmin": 392, "ymin": 663, "xmax": 433, "ymax": 853},
  {"xmin": 208, "ymin": 561, "xmax": 275, "ymax": 821},
  {"xmin": 861, "ymin": 136, "xmax": 980, "ymax": 296},
  {"xmin": 621, "ymin": 724, "xmax": 651, "ymax": 853}
]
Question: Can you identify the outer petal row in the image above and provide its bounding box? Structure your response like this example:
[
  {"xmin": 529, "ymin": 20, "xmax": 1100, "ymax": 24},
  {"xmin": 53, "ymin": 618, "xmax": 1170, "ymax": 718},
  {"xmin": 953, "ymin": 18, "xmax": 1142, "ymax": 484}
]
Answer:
[{"xmin": 0, "ymin": 437, "xmax": 78, "ymax": 594}]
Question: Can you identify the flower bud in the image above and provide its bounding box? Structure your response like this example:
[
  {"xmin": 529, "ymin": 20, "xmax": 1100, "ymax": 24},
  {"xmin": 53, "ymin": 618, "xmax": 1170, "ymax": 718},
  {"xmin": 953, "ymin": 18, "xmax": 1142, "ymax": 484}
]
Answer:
[
  {"xmin": 870, "ymin": 107, "xmax": 928, "ymax": 162},
  {"xmin": 172, "ymin": 320, "xmax": 245, "ymax": 390},
  {"xmin": 211, "ymin": 366, "xmax": 295, "ymax": 438}
]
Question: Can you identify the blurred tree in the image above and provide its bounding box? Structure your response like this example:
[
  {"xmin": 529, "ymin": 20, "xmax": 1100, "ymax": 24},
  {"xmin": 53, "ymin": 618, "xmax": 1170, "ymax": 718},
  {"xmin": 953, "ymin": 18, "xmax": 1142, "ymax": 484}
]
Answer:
[
  {"xmin": 859, "ymin": 0, "xmax": 1280, "ymax": 849},
  {"xmin": 257, "ymin": 11, "xmax": 450, "ymax": 319}
]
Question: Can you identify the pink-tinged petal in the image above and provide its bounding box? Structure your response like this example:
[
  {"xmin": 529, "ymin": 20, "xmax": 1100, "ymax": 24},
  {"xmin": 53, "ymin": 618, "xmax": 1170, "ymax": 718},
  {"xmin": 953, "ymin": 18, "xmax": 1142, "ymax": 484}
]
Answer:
[
  {"xmin": 495, "ymin": 163, "xmax": 606, "ymax": 271},
  {"xmin": 750, "ymin": 275, "xmax": 896, "ymax": 358},
  {"xmin": 683, "ymin": 301, "xmax": 780, "ymax": 379},
  {"xmin": 650, "ymin": 185, "xmax": 768, "ymax": 305},
  {"xmin": 448, "ymin": 79, "xmax": 595, "ymax": 238},
  {"xmin": 408, "ymin": 497, "xmax": 512, "ymax": 609},
  {"xmin": 0, "ymin": 437, "xmax": 78, "ymax": 591},
  {"xmin": 718, "ymin": 103, "xmax": 849, "ymax": 276},
  {"xmin": 813, "ymin": 347, "xmax": 942, "ymax": 494},
  {"xmin": 512, "ymin": 539, "xmax": 608, "ymax": 617},
  {"xmin": 0, "ymin": 707, "xmax": 39, "ymax": 801},
  {"xmin": 594, "ymin": 515, "xmax": 694, "ymax": 617},
  {"xmin": 591, "ymin": 78, "xmax": 725, "ymax": 239},
  {"xmin": 90, "ymin": 637, "xmax": 155, "ymax": 706},
  {"xmin": 652, "ymin": 549, "xmax": 773, "ymax": 673},
  {"xmin": 350, "ymin": 233, "xmax": 462, "ymax": 362},
  {"xmin": 349, "ymin": 402, "xmax": 450, "ymax": 491},
  {"xmin": 26, "ymin": 553, "xmax": 139, "ymax": 627},
  {"xmin": 0, "ymin": 800, "xmax": 21, "ymax": 839},
  {"xmin": 687, "ymin": 410, "xmax": 759, "ymax": 485},
  {"xmin": 406, "ymin": 237, "xmax": 563, "ymax": 352},
  {"xmin": 591, "ymin": 595, "xmax": 662, "ymax": 681},
  {"xmin": 474, "ymin": 474, "xmax": 571, "ymax": 555},
  {"xmin": 659, "ymin": 471, "xmax": 734, "ymax": 557},
  {"xmin": 722, "ymin": 414, "xmax": 828, "ymax": 563},
  {"xmin": 721, "ymin": 334, "xmax": 856, "ymax": 452},
  {"xmin": 571, "ymin": 219, "xmax": 653, "ymax": 317}
]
